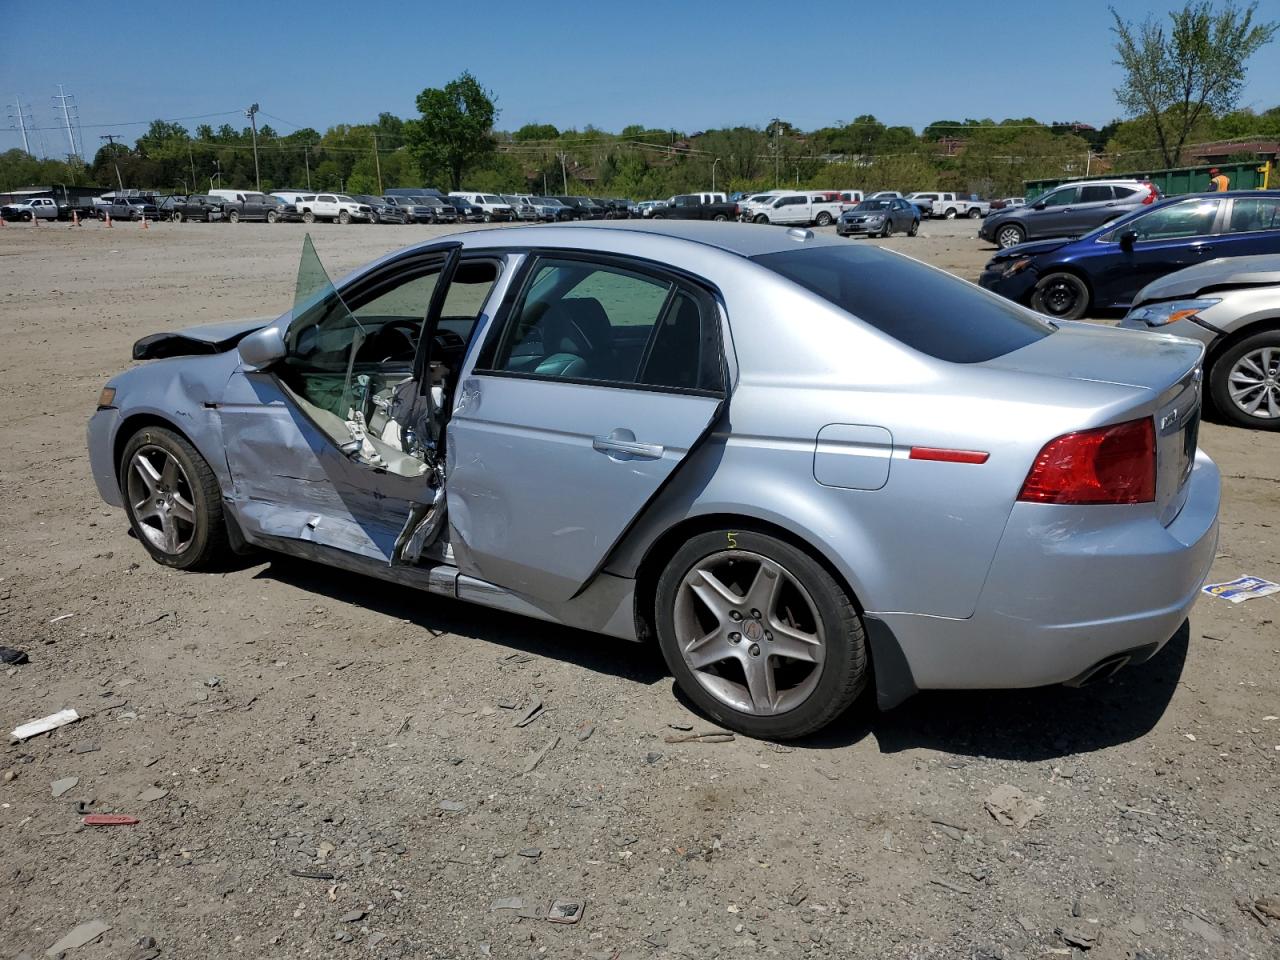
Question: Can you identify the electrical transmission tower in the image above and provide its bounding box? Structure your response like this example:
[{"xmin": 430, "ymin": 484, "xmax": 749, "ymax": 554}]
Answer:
[{"xmin": 52, "ymin": 84, "xmax": 81, "ymax": 162}]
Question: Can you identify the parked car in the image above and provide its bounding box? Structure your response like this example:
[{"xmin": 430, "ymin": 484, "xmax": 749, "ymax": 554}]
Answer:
[
  {"xmin": 1121, "ymin": 252, "xmax": 1280, "ymax": 430},
  {"xmin": 918, "ymin": 193, "xmax": 989, "ymax": 220},
  {"xmin": 350, "ymin": 195, "xmax": 407, "ymax": 225},
  {"xmin": 421, "ymin": 197, "xmax": 460, "ymax": 224},
  {"xmin": 978, "ymin": 191, "xmax": 1280, "ymax": 320},
  {"xmin": 837, "ymin": 197, "xmax": 920, "ymax": 237},
  {"xmin": 380, "ymin": 196, "xmax": 433, "ymax": 224},
  {"xmin": 98, "ymin": 197, "xmax": 160, "ymax": 221},
  {"xmin": 866, "ymin": 191, "xmax": 903, "ymax": 200},
  {"xmin": 551, "ymin": 196, "xmax": 602, "ymax": 220},
  {"xmin": 990, "ymin": 197, "xmax": 1026, "ymax": 211},
  {"xmin": 207, "ymin": 190, "xmax": 287, "ymax": 223},
  {"xmin": 738, "ymin": 192, "xmax": 785, "ymax": 220},
  {"xmin": 749, "ymin": 192, "xmax": 844, "ymax": 227},
  {"xmin": 449, "ymin": 193, "xmax": 514, "ymax": 222},
  {"xmin": 604, "ymin": 198, "xmax": 633, "ymax": 219},
  {"xmin": 980, "ymin": 179, "xmax": 1160, "ymax": 250},
  {"xmin": 530, "ymin": 197, "xmax": 574, "ymax": 221},
  {"xmin": 500, "ymin": 195, "xmax": 540, "ymax": 221},
  {"xmin": 87, "ymin": 221, "xmax": 1220, "ymax": 740},
  {"xmin": 836, "ymin": 189, "xmax": 865, "ymax": 208},
  {"xmin": 445, "ymin": 196, "xmax": 484, "ymax": 222},
  {"xmin": 169, "ymin": 195, "xmax": 226, "ymax": 223},
  {"xmin": 906, "ymin": 192, "xmax": 944, "ymax": 217},
  {"xmin": 1, "ymin": 196, "xmax": 60, "ymax": 221},
  {"xmin": 636, "ymin": 200, "xmax": 666, "ymax": 219},
  {"xmin": 648, "ymin": 194, "xmax": 739, "ymax": 221}
]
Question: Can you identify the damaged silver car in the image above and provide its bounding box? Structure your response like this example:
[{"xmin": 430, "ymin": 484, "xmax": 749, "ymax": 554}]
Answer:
[{"xmin": 89, "ymin": 222, "xmax": 1219, "ymax": 739}]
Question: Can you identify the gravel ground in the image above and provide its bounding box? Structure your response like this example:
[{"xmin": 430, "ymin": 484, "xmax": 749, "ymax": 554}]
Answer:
[{"xmin": 0, "ymin": 217, "xmax": 1277, "ymax": 959}]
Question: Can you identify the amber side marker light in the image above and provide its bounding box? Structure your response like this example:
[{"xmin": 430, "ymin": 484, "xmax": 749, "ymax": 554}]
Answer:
[{"xmin": 97, "ymin": 386, "xmax": 116, "ymax": 410}]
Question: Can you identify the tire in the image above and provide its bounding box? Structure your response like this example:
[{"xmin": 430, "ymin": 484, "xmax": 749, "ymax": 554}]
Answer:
[
  {"xmin": 967, "ymin": 207, "xmax": 982, "ymax": 219},
  {"xmin": 1030, "ymin": 271, "xmax": 1091, "ymax": 321},
  {"xmin": 338, "ymin": 210, "xmax": 351, "ymax": 225},
  {"xmin": 172, "ymin": 210, "xmax": 184, "ymax": 223},
  {"xmin": 302, "ymin": 210, "xmax": 315, "ymax": 224},
  {"xmin": 227, "ymin": 210, "xmax": 240, "ymax": 224},
  {"xmin": 483, "ymin": 213, "xmax": 492, "ymax": 223},
  {"xmin": 815, "ymin": 211, "xmax": 833, "ymax": 226},
  {"xmin": 753, "ymin": 214, "xmax": 769, "ymax": 224},
  {"xmin": 943, "ymin": 207, "xmax": 957, "ymax": 220},
  {"xmin": 120, "ymin": 426, "xmax": 229, "ymax": 571},
  {"xmin": 881, "ymin": 219, "xmax": 894, "ymax": 238},
  {"xmin": 995, "ymin": 223, "xmax": 1025, "ymax": 249},
  {"xmin": 266, "ymin": 210, "xmax": 279, "ymax": 224},
  {"xmin": 654, "ymin": 528, "xmax": 867, "ymax": 740},
  {"xmin": 908, "ymin": 218, "xmax": 919, "ymax": 237},
  {"xmin": 1208, "ymin": 330, "xmax": 1280, "ymax": 430},
  {"xmin": 713, "ymin": 214, "xmax": 728, "ymax": 222}
]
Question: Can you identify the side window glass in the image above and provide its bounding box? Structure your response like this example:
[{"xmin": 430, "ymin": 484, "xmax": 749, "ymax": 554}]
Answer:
[
  {"xmin": 489, "ymin": 259, "xmax": 673, "ymax": 384},
  {"xmin": 1041, "ymin": 187, "xmax": 1077, "ymax": 207},
  {"xmin": 1128, "ymin": 199, "xmax": 1221, "ymax": 241},
  {"xmin": 638, "ymin": 289, "xmax": 722, "ymax": 392},
  {"xmin": 1080, "ymin": 185, "xmax": 1112, "ymax": 203},
  {"xmin": 1227, "ymin": 198, "xmax": 1280, "ymax": 233}
]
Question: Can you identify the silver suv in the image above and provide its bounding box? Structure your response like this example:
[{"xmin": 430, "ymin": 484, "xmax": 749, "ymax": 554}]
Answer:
[{"xmin": 980, "ymin": 179, "xmax": 1160, "ymax": 249}]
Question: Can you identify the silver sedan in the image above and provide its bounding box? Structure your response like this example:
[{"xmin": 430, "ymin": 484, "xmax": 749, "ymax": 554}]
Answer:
[{"xmin": 87, "ymin": 222, "xmax": 1220, "ymax": 739}]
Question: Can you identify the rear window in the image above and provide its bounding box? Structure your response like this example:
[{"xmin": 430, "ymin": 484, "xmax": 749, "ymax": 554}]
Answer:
[{"xmin": 752, "ymin": 246, "xmax": 1054, "ymax": 363}]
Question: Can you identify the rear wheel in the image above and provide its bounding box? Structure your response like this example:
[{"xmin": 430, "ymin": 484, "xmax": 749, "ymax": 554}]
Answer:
[
  {"xmin": 1030, "ymin": 271, "xmax": 1090, "ymax": 321},
  {"xmin": 655, "ymin": 529, "xmax": 867, "ymax": 740},
  {"xmin": 996, "ymin": 223, "xmax": 1025, "ymax": 249},
  {"xmin": 815, "ymin": 211, "xmax": 833, "ymax": 226},
  {"xmin": 713, "ymin": 213, "xmax": 728, "ymax": 222},
  {"xmin": 338, "ymin": 210, "xmax": 351, "ymax": 225},
  {"xmin": 1209, "ymin": 331, "xmax": 1280, "ymax": 430},
  {"xmin": 302, "ymin": 210, "xmax": 315, "ymax": 224},
  {"xmin": 120, "ymin": 426, "xmax": 228, "ymax": 571},
  {"xmin": 967, "ymin": 207, "xmax": 982, "ymax": 218},
  {"xmin": 227, "ymin": 210, "xmax": 240, "ymax": 224}
]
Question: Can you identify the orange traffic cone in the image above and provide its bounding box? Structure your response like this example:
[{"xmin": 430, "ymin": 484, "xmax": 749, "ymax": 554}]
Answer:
[
  {"xmin": 105, "ymin": 211, "xmax": 112, "ymax": 228},
  {"xmin": 71, "ymin": 210, "xmax": 80, "ymax": 226},
  {"xmin": 141, "ymin": 215, "xmax": 149, "ymax": 230},
  {"xmin": 30, "ymin": 211, "xmax": 38, "ymax": 227}
]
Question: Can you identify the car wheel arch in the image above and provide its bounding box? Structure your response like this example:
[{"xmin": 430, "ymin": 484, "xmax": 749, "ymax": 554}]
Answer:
[
  {"xmin": 1030, "ymin": 265, "xmax": 1094, "ymax": 306},
  {"xmin": 1204, "ymin": 315, "xmax": 1280, "ymax": 378}
]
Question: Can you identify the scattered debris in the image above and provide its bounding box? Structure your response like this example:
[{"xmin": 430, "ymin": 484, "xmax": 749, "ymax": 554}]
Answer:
[
  {"xmin": 1180, "ymin": 908, "xmax": 1223, "ymax": 943},
  {"xmin": 497, "ymin": 699, "xmax": 517, "ymax": 710},
  {"xmin": 1202, "ymin": 575, "xmax": 1280, "ymax": 603},
  {"xmin": 1056, "ymin": 926, "xmax": 1098, "ymax": 949},
  {"xmin": 664, "ymin": 731, "xmax": 735, "ymax": 744},
  {"xmin": 84, "ymin": 814, "xmax": 139, "ymax": 827},
  {"xmin": 668, "ymin": 721, "xmax": 694, "ymax": 731},
  {"xmin": 929, "ymin": 877, "xmax": 972, "ymax": 896},
  {"xmin": 11, "ymin": 708, "xmax": 80, "ymax": 741},
  {"xmin": 644, "ymin": 751, "xmax": 663, "ymax": 764},
  {"xmin": 339, "ymin": 909, "xmax": 366, "ymax": 923},
  {"xmin": 45, "ymin": 918, "xmax": 110, "ymax": 956},
  {"xmin": 72, "ymin": 741, "xmax": 98, "ymax": 755},
  {"xmin": 51, "ymin": 777, "xmax": 79, "ymax": 798},
  {"xmin": 1256, "ymin": 895, "xmax": 1280, "ymax": 920},
  {"xmin": 499, "ymin": 653, "xmax": 535, "ymax": 666},
  {"xmin": 513, "ymin": 700, "xmax": 544, "ymax": 728},
  {"xmin": 931, "ymin": 820, "xmax": 966, "ymax": 841},
  {"xmin": 575, "ymin": 722, "xmax": 596, "ymax": 742},
  {"xmin": 438, "ymin": 799, "xmax": 465, "ymax": 813},
  {"xmin": 137, "ymin": 787, "xmax": 169, "ymax": 803},
  {"xmin": 785, "ymin": 882, "xmax": 808, "ymax": 906},
  {"xmin": 291, "ymin": 869, "xmax": 336, "ymax": 880},
  {"xmin": 984, "ymin": 784, "xmax": 1044, "ymax": 829},
  {"xmin": 204, "ymin": 675, "xmax": 222, "ymax": 688},
  {"xmin": 523, "ymin": 736, "xmax": 559, "ymax": 774},
  {"xmin": 0, "ymin": 646, "xmax": 29, "ymax": 665},
  {"xmin": 547, "ymin": 899, "xmax": 585, "ymax": 924},
  {"xmin": 48, "ymin": 613, "xmax": 76, "ymax": 624},
  {"xmin": 517, "ymin": 847, "xmax": 542, "ymax": 859},
  {"xmin": 490, "ymin": 896, "xmax": 523, "ymax": 912}
]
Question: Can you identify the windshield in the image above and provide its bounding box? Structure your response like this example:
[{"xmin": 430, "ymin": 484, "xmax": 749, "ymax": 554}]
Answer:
[
  {"xmin": 482, "ymin": 195, "xmax": 502, "ymax": 203},
  {"xmin": 752, "ymin": 245, "xmax": 1053, "ymax": 363},
  {"xmin": 854, "ymin": 200, "xmax": 892, "ymax": 211}
]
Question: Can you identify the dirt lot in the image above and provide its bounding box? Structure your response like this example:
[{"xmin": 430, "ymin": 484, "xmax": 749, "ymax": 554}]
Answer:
[{"xmin": 1, "ymin": 217, "xmax": 1277, "ymax": 959}]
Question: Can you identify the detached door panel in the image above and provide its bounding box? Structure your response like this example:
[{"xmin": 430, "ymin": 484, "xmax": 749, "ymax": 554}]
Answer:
[{"xmin": 447, "ymin": 254, "xmax": 726, "ymax": 602}]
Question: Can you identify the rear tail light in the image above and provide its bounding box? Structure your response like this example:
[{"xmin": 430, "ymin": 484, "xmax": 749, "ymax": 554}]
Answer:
[
  {"xmin": 1018, "ymin": 417, "xmax": 1155, "ymax": 505},
  {"xmin": 1141, "ymin": 182, "xmax": 1157, "ymax": 204}
]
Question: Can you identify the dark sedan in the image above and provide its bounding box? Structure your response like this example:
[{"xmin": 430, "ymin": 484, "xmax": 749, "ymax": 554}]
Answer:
[
  {"xmin": 836, "ymin": 198, "xmax": 919, "ymax": 238},
  {"xmin": 979, "ymin": 191, "xmax": 1280, "ymax": 320}
]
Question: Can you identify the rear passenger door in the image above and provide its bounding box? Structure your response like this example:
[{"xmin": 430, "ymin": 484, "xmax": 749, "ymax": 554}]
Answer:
[
  {"xmin": 1214, "ymin": 196, "xmax": 1280, "ymax": 258},
  {"xmin": 1066, "ymin": 184, "xmax": 1120, "ymax": 235},
  {"xmin": 447, "ymin": 253, "xmax": 726, "ymax": 601}
]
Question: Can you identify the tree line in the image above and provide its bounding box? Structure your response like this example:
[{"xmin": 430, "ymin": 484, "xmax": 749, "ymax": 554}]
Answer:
[{"xmin": 2, "ymin": 2, "xmax": 1275, "ymax": 200}]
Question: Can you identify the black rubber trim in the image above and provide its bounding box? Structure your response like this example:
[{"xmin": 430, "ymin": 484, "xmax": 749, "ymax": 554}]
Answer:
[{"xmin": 863, "ymin": 614, "xmax": 918, "ymax": 710}]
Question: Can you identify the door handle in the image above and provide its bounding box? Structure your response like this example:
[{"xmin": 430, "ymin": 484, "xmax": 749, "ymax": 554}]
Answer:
[{"xmin": 593, "ymin": 430, "xmax": 664, "ymax": 461}]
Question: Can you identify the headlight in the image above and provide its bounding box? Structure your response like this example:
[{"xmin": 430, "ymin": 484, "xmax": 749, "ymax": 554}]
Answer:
[
  {"xmin": 867, "ymin": 215, "xmax": 884, "ymax": 222},
  {"xmin": 1125, "ymin": 298, "xmax": 1221, "ymax": 327},
  {"xmin": 97, "ymin": 385, "xmax": 117, "ymax": 409},
  {"xmin": 1001, "ymin": 257, "xmax": 1033, "ymax": 279}
]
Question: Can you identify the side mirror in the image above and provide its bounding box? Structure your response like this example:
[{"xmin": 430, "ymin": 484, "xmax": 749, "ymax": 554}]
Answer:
[
  {"xmin": 238, "ymin": 323, "xmax": 287, "ymax": 370},
  {"xmin": 1119, "ymin": 230, "xmax": 1138, "ymax": 252},
  {"xmin": 1032, "ymin": 201, "xmax": 1046, "ymax": 210}
]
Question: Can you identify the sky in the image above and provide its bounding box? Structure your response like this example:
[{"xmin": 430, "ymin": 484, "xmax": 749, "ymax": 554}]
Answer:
[{"xmin": 4, "ymin": 0, "xmax": 1280, "ymax": 156}]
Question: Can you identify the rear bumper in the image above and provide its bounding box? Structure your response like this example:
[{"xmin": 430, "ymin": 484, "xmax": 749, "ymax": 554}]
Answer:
[{"xmin": 877, "ymin": 450, "xmax": 1220, "ymax": 690}]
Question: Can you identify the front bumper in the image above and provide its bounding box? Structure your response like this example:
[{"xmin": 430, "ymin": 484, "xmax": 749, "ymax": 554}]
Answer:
[
  {"xmin": 1118, "ymin": 313, "xmax": 1219, "ymax": 350},
  {"xmin": 87, "ymin": 407, "xmax": 124, "ymax": 508},
  {"xmin": 978, "ymin": 263, "xmax": 1038, "ymax": 304},
  {"xmin": 837, "ymin": 218, "xmax": 883, "ymax": 235},
  {"xmin": 877, "ymin": 449, "xmax": 1220, "ymax": 690}
]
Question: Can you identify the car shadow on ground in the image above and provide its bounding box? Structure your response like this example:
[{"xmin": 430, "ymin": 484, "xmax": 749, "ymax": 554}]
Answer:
[{"xmin": 254, "ymin": 556, "xmax": 668, "ymax": 686}]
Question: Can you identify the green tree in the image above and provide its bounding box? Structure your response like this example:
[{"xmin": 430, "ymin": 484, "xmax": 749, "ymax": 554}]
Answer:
[
  {"xmin": 405, "ymin": 71, "xmax": 498, "ymax": 190},
  {"xmin": 513, "ymin": 122, "xmax": 559, "ymax": 141},
  {"xmin": 1110, "ymin": 1, "xmax": 1278, "ymax": 167}
]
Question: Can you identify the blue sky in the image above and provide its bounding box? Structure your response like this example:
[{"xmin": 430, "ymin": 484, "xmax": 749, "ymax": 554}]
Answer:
[{"xmin": 5, "ymin": 0, "xmax": 1280, "ymax": 155}]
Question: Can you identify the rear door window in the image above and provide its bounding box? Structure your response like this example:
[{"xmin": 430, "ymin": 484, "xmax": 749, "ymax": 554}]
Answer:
[
  {"xmin": 1226, "ymin": 197, "xmax": 1280, "ymax": 233},
  {"xmin": 752, "ymin": 245, "xmax": 1053, "ymax": 363},
  {"xmin": 1079, "ymin": 185, "xmax": 1113, "ymax": 203}
]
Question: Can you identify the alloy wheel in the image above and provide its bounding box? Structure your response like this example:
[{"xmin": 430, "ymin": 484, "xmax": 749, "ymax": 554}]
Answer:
[
  {"xmin": 997, "ymin": 226, "xmax": 1024, "ymax": 248},
  {"xmin": 1228, "ymin": 347, "xmax": 1280, "ymax": 420},
  {"xmin": 672, "ymin": 550, "xmax": 825, "ymax": 716},
  {"xmin": 126, "ymin": 445, "xmax": 197, "ymax": 555}
]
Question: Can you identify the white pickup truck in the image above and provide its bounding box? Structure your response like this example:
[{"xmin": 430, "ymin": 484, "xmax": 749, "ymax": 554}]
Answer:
[
  {"xmin": 0, "ymin": 197, "xmax": 60, "ymax": 221},
  {"xmin": 908, "ymin": 192, "xmax": 989, "ymax": 220},
  {"xmin": 748, "ymin": 191, "xmax": 845, "ymax": 227}
]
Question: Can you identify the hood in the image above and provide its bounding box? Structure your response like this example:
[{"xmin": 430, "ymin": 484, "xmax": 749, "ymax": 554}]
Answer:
[
  {"xmin": 132, "ymin": 316, "xmax": 274, "ymax": 361},
  {"xmin": 988, "ymin": 237, "xmax": 1072, "ymax": 262},
  {"xmin": 981, "ymin": 319, "xmax": 1203, "ymax": 391},
  {"xmin": 1132, "ymin": 254, "xmax": 1280, "ymax": 306}
]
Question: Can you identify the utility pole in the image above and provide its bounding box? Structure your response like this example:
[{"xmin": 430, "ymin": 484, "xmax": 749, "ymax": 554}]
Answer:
[
  {"xmin": 372, "ymin": 133, "xmax": 383, "ymax": 194},
  {"xmin": 100, "ymin": 134, "xmax": 125, "ymax": 191},
  {"xmin": 304, "ymin": 143, "xmax": 312, "ymax": 190},
  {"xmin": 52, "ymin": 84, "xmax": 79, "ymax": 159},
  {"xmin": 188, "ymin": 143, "xmax": 197, "ymax": 193},
  {"xmin": 558, "ymin": 152, "xmax": 568, "ymax": 193},
  {"xmin": 245, "ymin": 103, "xmax": 261, "ymax": 191},
  {"xmin": 711, "ymin": 157, "xmax": 720, "ymax": 193},
  {"xmin": 9, "ymin": 96, "xmax": 31, "ymax": 154}
]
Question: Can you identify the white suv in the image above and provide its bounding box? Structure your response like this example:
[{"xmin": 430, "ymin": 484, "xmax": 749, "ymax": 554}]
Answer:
[
  {"xmin": 448, "ymin": 192, "xmax": 513, "ymax": 222},
  {"xmin": 296, "ymin": 193, "xmax": 374, "ymax": 224}
]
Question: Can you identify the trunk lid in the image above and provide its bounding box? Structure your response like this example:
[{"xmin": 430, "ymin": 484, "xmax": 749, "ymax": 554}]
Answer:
[{"xmin": 984, "ymin": 321, "xmax": 1204, "ymax": 525}]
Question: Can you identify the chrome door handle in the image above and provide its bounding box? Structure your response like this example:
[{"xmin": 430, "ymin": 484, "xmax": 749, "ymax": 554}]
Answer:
[{"xmin": 593, "ymin": 433, "xmax": 664, "ymax": 460}]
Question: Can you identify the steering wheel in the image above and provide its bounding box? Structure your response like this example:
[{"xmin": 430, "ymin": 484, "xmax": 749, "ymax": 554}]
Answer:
[{"xmin": 361, "ymin": 317, "xmax": 420, "ymax": 363}]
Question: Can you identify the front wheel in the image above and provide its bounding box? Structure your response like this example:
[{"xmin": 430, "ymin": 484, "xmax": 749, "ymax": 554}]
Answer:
[
  {"xmin": 483, "ymin": 213, "xmax": 492, "ymax": 223},
  {"xmin": 908, "ymin": 218, "xmax": 919, "ymax": 237},
  {"xmin": 1030, "ymin": 271, "xmax": 1090, "ymax": 321},
  {"xmin": 655, "ymin": 529, "xmax": 867, "ymax": 740},
  {"xmin": 881, "ymin": 219, "xmax": 894, "ymax": 238},
  {"xmin": 302, "ymin": 210, "xmax": 315, "ymax": 224},
  {"xmin": 120, "ymin": 426, "xmax": 229, "ymax": 571},
  {"xmin": 943, "ymin": 208, "xmax": 957, "ymax": 220},
  {"xmin": 338, "ymin": 210, "xmax": 351, "ymax": 225},
  {"xmin": 815, "ymin": 211, "xmax": 832, "ymax": 226},
  {"xmin": 227, "ymin": 210, "xmax": 240, "ymax": 224},
  {"xmin": 172, "ymin": 210, "xmax": 184, "ymax": 223},
  {"xmin": 1209, "ymin": 331, "xmax": 1280, "ymax": 430},
  {"xmin": 266, "ymin": 210, "xmax": 279, "ymax": 224},
  {"xmin": 753, "ymin": 214, "xmax": 769, "ymax": 224},
  {"xmin": 995, "ymin": 223, "xmax": 1025, "ymax": 249}
]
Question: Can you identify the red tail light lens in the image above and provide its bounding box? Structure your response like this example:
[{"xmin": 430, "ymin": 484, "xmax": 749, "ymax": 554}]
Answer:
[
  {"xmin": 1018, "ymin": 417, "xmax": 1155, "ymax": 505},
  {"xmin": 1141, "ymin": 182, "xmax": 1157, "ymax": 204}
]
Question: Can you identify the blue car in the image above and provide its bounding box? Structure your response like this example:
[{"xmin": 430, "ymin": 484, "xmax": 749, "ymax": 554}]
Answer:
[{"xmin": 979, "ymin": 191, "xmax": 1280, "ymax": 320}]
